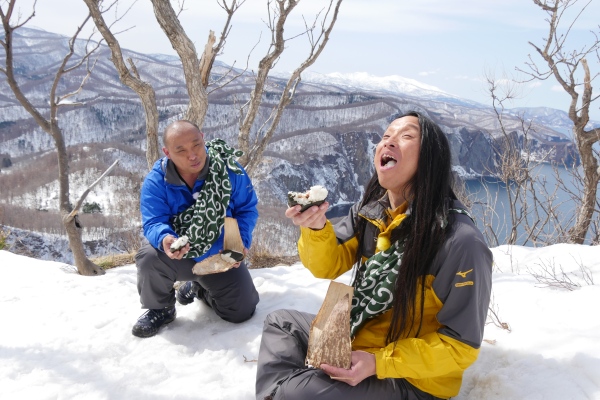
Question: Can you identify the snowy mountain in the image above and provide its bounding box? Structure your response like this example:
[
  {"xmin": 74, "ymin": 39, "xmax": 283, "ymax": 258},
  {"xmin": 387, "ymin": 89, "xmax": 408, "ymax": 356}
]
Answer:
[
  {"xmin": 0, "ymin": 27, "xmax": 585, "ymax": 260},
  {"xmin": 296, "ymin": 70, "xmax": 482, "ymax": 106},
  {"xmin": 509, "ymin": 106, "xmax": 600, "ymax": 139}
]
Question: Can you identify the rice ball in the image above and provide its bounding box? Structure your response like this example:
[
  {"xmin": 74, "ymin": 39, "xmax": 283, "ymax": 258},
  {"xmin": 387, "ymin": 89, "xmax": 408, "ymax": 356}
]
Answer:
[{"xmin": 287, "ymin": 185, "xmax": 328, "ymax": 212}]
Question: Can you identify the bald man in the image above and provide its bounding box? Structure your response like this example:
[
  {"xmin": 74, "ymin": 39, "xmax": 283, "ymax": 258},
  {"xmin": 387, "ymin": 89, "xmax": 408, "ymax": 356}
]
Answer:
[{"xmin": 132, "ymin": 120, "xmax": 259, "ymax": 338}]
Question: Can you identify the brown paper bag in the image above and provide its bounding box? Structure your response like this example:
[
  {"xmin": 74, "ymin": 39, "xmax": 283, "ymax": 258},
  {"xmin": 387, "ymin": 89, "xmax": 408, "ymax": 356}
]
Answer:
[
  {"xmin": 192, "ymin": 217, "xmax": 245, "ymax": 275},
  {"xmin": 305, "ymin": 281, "xmax": 353, "ymax": 369}
]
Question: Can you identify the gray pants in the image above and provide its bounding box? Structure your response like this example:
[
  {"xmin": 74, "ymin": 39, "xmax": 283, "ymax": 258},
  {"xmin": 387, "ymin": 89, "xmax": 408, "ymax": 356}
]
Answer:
[
  {"xmin": 256, "ymin": 309, "xmax": 440, "ymax": 400},
  {"xmin": 135, "ymin": 243, "xmax": 259, "ymax": 323}
]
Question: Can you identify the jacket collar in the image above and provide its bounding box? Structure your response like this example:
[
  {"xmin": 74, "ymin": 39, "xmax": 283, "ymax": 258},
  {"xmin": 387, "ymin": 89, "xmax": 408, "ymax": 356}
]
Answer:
[
  {"xmin": 161, "ymin": 156, "xmax": 211, "ymax": 185},
  {"xmin": 359, "ymin": 192, "xmax": 389, "ymax": 220},
  {"xmin": 360, "ymin": 192, "xmax": 414, "ymax": 221}
]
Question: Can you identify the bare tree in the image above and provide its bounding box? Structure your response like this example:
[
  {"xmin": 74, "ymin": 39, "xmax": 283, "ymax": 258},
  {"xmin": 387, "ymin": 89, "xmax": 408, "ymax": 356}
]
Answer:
[
  {"xmin": 522, "ymin": 0, "xmax": 600, "ymax": 244},
  {"xmin": 236, "ymin": 0, "xmax": 343, "ymax": 175},
  {"xmin": 85, "ymin": 0, "xmax": 343, "ymax": 174},
  {"xmin": 149, "ymin": 0, "xmax": 227, "ymax": 127},
  {"xmin": 481, "ymin": 71, "xmax": 581, "ymax": 246},
  {"xmin": 83, "ymin": 0, "xmax": 161, "ymax": 170},
  {"xmin": 0, "ymin": 0, "xmax": 119, "ymax": 275},
  {"xmin": 486, "ymin": 75, "xmax": 534, "ymax": 245}
]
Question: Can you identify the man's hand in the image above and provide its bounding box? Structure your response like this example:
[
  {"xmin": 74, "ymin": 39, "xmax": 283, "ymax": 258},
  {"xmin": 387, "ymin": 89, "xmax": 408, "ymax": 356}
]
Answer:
[
  {"xmin": 285, "ymin": 201, "xmax": 329, "ymax": 230},
  {"xmin": 162, "ymin": 235, "xmax": 190, "ymax": 260},
  {"xmin": 320, "ymin": 351, "xmax": 376, "ymax": 387}
]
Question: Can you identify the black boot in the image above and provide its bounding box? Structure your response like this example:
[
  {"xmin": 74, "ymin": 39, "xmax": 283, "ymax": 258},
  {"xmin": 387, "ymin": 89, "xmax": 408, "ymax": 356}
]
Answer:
[
  {"xmin": 176, "ymin": 281, "xmax": 202, "ymax": 305},
  {"xmin": 131, "ymin": 306, "xmax": 176, "ymax": 338}
]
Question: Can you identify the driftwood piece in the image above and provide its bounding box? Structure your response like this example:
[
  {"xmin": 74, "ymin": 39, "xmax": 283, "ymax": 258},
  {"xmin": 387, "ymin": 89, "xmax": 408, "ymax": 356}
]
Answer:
[
  {"xmin": 222, "ymin": 217, "xmax": 244, "ymax": 253},
  {"xmin": 192, "ymin": 217, "xmax": 245, "ymax": 275},
  {"xmin": 305, "ymin": 281, "xmax": 353, "ymax": 369}
]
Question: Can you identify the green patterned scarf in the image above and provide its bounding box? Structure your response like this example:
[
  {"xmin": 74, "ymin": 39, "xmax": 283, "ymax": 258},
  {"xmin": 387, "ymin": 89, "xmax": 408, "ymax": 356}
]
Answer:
[
  {"xmin": 350, "ymin": 239, "xmax": 405, "ymax": 337},
  {"xmin": 349, "ymin": 208, "xmax": 473, "ymax": 337},
  {"xmin": 172, "ymin": 139, "xmax": 243, "ymax": 259}
]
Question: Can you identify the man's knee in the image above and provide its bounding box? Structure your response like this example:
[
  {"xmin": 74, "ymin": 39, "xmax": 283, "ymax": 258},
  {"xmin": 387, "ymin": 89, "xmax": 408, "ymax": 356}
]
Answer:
[
  {"xmin": 263, "ymin": 309, "xmax": 293, "ymax": 329},
  {"xmin": 201, "ymin": 263, "xmax": 260, "ymax": 323},
  {"xmin": 218, "ymin": 287, "xmax": 259, "ymax": 323},
  {"xmin": 274, "ymin": 370, "xmax": 329, "ymax": 400}
]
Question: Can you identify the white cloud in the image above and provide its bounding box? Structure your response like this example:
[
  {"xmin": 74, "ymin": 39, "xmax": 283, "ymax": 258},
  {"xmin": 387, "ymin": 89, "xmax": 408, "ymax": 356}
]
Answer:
[
  {"xmin": 418, "ymin": 69, "xmax": 439, "ymax": 77},
  {"xmin": 453, "ymin": 75, "xmax": 483, "ymax": 82}
]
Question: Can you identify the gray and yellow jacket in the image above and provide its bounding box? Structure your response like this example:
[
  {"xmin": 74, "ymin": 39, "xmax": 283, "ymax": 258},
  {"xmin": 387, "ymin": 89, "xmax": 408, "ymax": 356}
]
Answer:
[{"xmin": 298, "ymin": 196, "xmax": 493, "ymax": 399}]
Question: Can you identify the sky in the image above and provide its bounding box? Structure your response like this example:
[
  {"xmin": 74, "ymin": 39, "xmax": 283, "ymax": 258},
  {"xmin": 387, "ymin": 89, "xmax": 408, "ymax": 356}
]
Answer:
[
  {"xmin": 10, "ymin": 0, "xmax": 600, "ymax": 120},
  {"xmin": 1, "ymin": 243, "xmax": 600, "ymax": 399}
]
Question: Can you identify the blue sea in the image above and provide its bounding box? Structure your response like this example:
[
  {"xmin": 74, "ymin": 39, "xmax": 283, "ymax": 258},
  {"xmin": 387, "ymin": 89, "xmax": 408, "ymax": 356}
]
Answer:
[
  {"xmin": 325, "ymin": 164, "xmax": 596, "ymax": 246},
  {"xmin": 464, "ymin": 163, "xmax": 595, "ymax": 246}
]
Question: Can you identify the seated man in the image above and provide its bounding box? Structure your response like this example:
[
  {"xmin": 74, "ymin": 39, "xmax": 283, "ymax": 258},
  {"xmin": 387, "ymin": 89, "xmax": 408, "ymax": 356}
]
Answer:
[
  {"xmin": 255, "ymin": 111, "xmax": 492, "ymax": 400},
  {"xmin": 132, "ymin": 119, "xmax": 259, "ymax": 338}
]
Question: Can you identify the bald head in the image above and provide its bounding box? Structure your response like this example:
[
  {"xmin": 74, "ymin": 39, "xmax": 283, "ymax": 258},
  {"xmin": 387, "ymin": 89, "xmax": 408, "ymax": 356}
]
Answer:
[
  {"xmin": 161, "ymin": 119, "xmax": 207, "ymax": 179},
  {"xmin": 163, "ymin": 120, "xmax": 202, "ymax": 148}
]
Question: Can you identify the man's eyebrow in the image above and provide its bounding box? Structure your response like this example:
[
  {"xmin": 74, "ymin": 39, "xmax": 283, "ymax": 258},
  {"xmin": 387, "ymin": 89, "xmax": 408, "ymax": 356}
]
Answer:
[
  {"xmin": 174, "ymin": 138, "xmax": 202, "ymax": 149},
  {"xmin": 404, "ymin": 123, "xmax": 420, "ymax": 130}
]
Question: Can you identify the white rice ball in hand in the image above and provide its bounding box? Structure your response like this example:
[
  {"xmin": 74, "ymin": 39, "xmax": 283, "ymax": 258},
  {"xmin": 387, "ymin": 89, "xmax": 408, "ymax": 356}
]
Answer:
[
  {"xmin": 287, "ymin": 185, "xmax": 328, "ymax": 212},
  {"xmin": 170, "ymin": 235, "xmax": 189, "ymax": 252}
]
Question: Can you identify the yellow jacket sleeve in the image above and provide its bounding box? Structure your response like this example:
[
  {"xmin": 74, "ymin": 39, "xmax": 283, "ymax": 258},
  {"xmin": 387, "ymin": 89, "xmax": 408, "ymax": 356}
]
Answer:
[
  {"xmin": 297, "ymin": 221, "xmax": 357, "ymax": 280},
  {"xmin": 374, "ymin": 333, "xmax": 479, "ymax": 379}
]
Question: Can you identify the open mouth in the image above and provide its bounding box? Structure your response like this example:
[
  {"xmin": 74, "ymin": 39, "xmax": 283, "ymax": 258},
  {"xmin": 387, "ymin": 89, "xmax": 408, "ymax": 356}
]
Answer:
[{"xmin": 380, "ymin": 154, "xmax": 397, "ymax": 168}]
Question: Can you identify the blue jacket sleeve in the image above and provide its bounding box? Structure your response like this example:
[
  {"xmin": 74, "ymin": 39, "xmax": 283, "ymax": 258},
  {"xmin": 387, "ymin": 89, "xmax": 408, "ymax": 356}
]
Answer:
[
  {"xmin": 140, "ymin": 172, "xmax": 177, "ymax": 251},
  {"xmin": 228, "ymin": 164, "xmax": 258, "ymax": 249}
]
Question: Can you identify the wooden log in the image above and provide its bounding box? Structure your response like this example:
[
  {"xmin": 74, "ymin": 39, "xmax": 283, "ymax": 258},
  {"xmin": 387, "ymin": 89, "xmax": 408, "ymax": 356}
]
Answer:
[
  {"xmin": 192, "ymin": 217, "xmax": 245, "ymax": 275},
  {"xmin": 223, "ymin": 217, "xmax": 245, "ymax": 254},
  {"xmin": 305, "ymin": 281, "xmax": 353, "ymax": 369}
]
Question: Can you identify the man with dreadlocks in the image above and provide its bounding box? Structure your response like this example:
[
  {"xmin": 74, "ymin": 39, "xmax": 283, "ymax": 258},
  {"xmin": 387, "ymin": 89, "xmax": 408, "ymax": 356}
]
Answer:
[
  {"xmin": 255, "ymin": 112, "xmax": 493, "ymax": 400},
  {"xmin": 132, "ymin": 120, "xmax": 259, "ymax": 338}
]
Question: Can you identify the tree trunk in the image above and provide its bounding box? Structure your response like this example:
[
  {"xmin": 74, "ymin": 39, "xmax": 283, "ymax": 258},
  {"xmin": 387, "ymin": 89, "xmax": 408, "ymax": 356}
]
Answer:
[
  {"xmin": 568, "ymin": 125, "xmax": 600, "ymax": 244},
  {"xmin": 63, "ymin": 215, "xmax": 104, "ymax": 275},
  {"xmin": 150, "ymin": 0, "xmax": 208, "ymax": 128},
  {"xmin": 53, "ymin": 123, "xmax": 105, "ymax": 276},
  {"xmin": 139, "ymin": 88, "xmax": 161, "ymax": 169},
  {"xmin": 83, "ymin": 0, "xmax": 161, "ymax": 169}
]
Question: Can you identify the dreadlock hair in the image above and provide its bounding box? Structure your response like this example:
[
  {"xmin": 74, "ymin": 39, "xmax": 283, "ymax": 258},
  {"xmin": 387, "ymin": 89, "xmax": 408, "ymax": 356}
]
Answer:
[{"xmin": 352, "ymin": 111, "xmax": 455, "ymax": 345}]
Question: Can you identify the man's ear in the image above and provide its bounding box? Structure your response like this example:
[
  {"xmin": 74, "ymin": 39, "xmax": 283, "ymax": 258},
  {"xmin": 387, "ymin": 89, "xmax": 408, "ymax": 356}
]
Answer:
[{"xmin": 162, "ymin": 147, "xmax": 170, "ymax": 158}]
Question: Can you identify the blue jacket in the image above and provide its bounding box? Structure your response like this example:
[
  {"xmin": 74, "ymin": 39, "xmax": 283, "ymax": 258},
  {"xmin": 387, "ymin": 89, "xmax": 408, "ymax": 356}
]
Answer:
[{"xmin": 140, "ymin": 155, "xmax": 259, "ymax": 262}]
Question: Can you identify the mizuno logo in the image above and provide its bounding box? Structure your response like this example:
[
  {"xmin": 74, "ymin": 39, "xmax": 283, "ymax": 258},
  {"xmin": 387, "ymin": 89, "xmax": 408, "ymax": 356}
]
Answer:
[{"xmin": 456, "ymin": 269, "xmax": 473, "ymax": 278}]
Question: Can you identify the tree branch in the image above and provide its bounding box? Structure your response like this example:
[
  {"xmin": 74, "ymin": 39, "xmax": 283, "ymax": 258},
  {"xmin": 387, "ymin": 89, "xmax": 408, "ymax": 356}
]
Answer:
[
  {"xmin": 237, "ymin": 0, "xmax": 299, "ymax": 158},
  {"xmin": 83, "ymin": 0, "xmax": 160, "ymax": 169},
  {"xmin": 242, "ymin": 0, "xmax": 343, "ymax": 174},
  {"xmin": 66, "ymin": 160, "xmax": 120, "ymax": 222},
  {"xmin": 1, "ymin": 0, "xmax": 50, "ymax": 132}
]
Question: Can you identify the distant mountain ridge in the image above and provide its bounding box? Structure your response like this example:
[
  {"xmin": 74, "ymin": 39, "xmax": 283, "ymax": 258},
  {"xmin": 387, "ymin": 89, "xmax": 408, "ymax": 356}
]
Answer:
[
  {"xmin": 287, "ymin": 71, "xmax": 597, "ymax": 139},
  {"xmin": 293, "ymin": 71, "xmax": 451, "ymax": 97}
]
